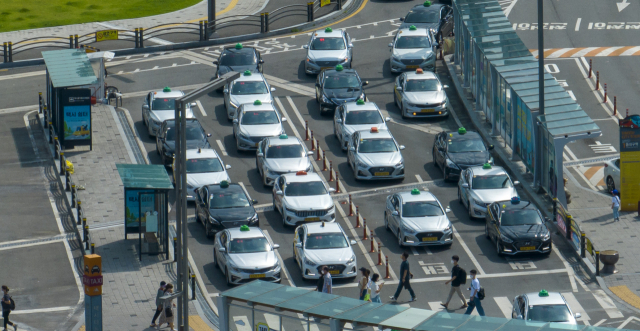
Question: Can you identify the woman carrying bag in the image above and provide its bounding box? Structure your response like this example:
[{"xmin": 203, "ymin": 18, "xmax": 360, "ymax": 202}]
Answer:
[{"xmin": 158, "ymin": 283, "xmax": 176, "ymax": 331}]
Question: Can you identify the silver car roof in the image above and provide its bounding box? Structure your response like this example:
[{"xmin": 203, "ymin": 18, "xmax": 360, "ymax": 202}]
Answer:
[
  {"xmin": 241, "ymin": 103, "xmax": 277, "ymax": 112},
  {"xmin": 397, "ymin": 27, "xmax": 430, "ymax": 37},
  {"xmin": 469, "ymin": 165, "xmax": 508, "ymax": 177},
  {"xmin": 227, "ymin": 227, "xmax": 266, "ymax": 240},
  {"xmin": 265, "ymin": 135, "xmax": 303, "ymax": 146},
  {"xmin": 233, "ymin": 72, "xmax": 267, "ymax": 83},
  {"xmin": 152, "ymin": 90, "xmax": 184, "ymax": 98},
  {"xmin": 405, "ymin": 71, "xmax": 438, "ymax": 80},
  {"xmin": 357, "ymin": 128, "xmax": 394, "ymax": 140},
  {"xmin": 344, "ymin": 102, "xmax": 379, "ymax": 112},
  {"xmin": 524, "ymin": 292, "xmax": 567, "ymax": 306},
  {"xmin": 313, "ymin": 29, "xmax": 344, "ymax": 38},
  {"xmin": 305, "ymin": 221, "xmax": 343, "ymax": 234},
  {"xmin": 282, "ymin": 172, "xmax": 323, "ymax": 183},
  {"xmin": 186, "ymin": 148, "xmax": 220, "ymax": 160},
  {"xmin": 397, "ymin": 190, "xmax": 437, "ymax": 203}
]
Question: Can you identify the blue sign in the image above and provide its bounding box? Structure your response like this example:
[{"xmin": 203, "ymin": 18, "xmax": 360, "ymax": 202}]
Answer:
[{"xmin": 64, "ymin": 105, "xmax": 91, "ymax": 140}]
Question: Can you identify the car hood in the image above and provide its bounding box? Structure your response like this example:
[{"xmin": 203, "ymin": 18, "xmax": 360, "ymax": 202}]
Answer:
[
  {"xmin": 308, "ymin": 49, "xmax": 349, "ymax": 62},
  {"xmin": 264, "ymin": 158, "xmax": 310, "ymax": 173},
  {"xmin": 284, "ymin": 195, "xmax": 333, "ymax": 210},
  {"xmin": 230, "ymin": 94, "xmax": 272, "ymax": 108},
  {"xmin": 393, "ymin": 48, "xmax": 433, "ymax": 60},
  {"xmin": 209, "ymin": 206, "xmax": 256, "ymax": 223},
  {"xmin": 402, "ymin": 215, "xmax": 450, "ymax": 232},
  {"xmin": 187, "ymin": 172, "xmax": 230, "ymax": 188},
  {"xmin": 239, "ymin": 124, "xmax": 283, "ymax": 137},
  {"xmin": 305, "ymin": 247, "xmax": 353, "ymax": 264},
  {"xmin": 403, "ymin": 91, "xmax": 446, "ymax": 105},
  {"xmin": 471, "ymin": 188, "xmax": 517, "ymax": 204},
  {"xmin": 500, "ymin": 224, "xmax": 548, "ymax": 240},
  {"xmin": 218, "ymin": 65, "xmax": 259, "ymax": 76},
  {"xmin": 151, "ymin": 109, "xmax": 195, "ymax": 121},
  {"xmin": 343, "ymin": 123, "xmax": 388, "ymax": 136},
  {"xmin": 447, "ymin": 151, "xmax": 490, "ymax": 167},
  {"xmin": 400, "ymin": 22, "xmax": 439, "ymax": 31},
  {"xmin": 357, "ymin": 152, "xmax": 402, "ymax": 166},
  {"xmin": 228, "ymin": 251, "xmax": 277, "ymax": 269},
  {"xmin": 164, "ymin": 140, "xmax": 209, "ymax": 152},
  {"xmin": 325, "ymin": 88, "xmax": 362, "ymax": 101}
]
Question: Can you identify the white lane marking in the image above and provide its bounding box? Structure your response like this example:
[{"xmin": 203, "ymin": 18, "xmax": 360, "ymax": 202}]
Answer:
[
  {"xmin": 424, "ymin": 247, "xmax": 433, "ymax": 255},
  {"xmin": 264, "ymin": 313, "xmax": 285, "ymax": 331},
  {"xmin": 216, "ymin": 140, "xmax": 228, "ymax": 156},
  {"xmin": 11, "ymin": 306, "xmax": 75, "ymax": 314},
  {"xmin": 172, "ymin": 63, "xmax": 177, "ymax": 67},
  {"xmin": 238, "ymin": 182, "xmax": 249, "ymax": 196},
  {"xmin": 415, "ymin": 174, "xmax": 423, "ymax": 182},
  {"xmin": 593, "ymin": 289, "xmax": 624, "ymax": 318},
  {"xmin": 263, "ymin": 230, "xmax": 295, "ymax": 287},
  {"xmin": 209, "ymin": 293, "xmax": 220, "ymax": 297},
  {"xmin": 234, "ymin": 316, "xmax": 252, "ymax": 331},
  {"xmin": 109, "ymin": 62, "xmax": 198, "ymax": 76},
  {"xmin": 593, "ymin": 319, "xmax": 606, "ymax": 327},
  {"xmin": 564, "ymin": 147, "xmax": 578, "ymax": 161},
  {"xmin": 451, "ymin": 225, "xmax": 485, "ymax": 275},
  {"xmin": 118, "ymin": 70, "xmax": 124, "ymax": 74},
  {"xmin": 552, "ymin": 245, "xmax": 578, "ymax": 292},
  {"xmin": 335, "ymin": 202, "xmax": 383, "ymax": 278},
  {"xmin": 0, "ymin": 238, "xmax": 65, "ymax": 251},
  {"xmin": 575, "ymin": 18, "xmax": 582, "ymax": 31},
  {"xmin": 503, "ymin": 0, "xmax": 519, "ymax": 16},
  {"xmin": 126, "ymin": 56, "xmax": 131, "ymax": 59},
  {"xmin": 617, "ymin": 317, "xmax": 640, "ymax": 329},
  {"xmin": 153, "ymin": 66, "xmax": 159, "ymax": 69},
  {"xmin": 264, "ymin": 74, "xmax": 314, "ymax": 97},
  {"xmin": 144, "ymin": 54, "xmax": 149, "ymax": 58},
  {"xmin": 494, "ymin": 297, "xmax": 513, "ymax": 318},
  {"xmin": 411, "ymin": 247, "xmax": 419, "ymax": 255},
  {"xmin": 567, "ymin": 90, "xmax": 576, "ymax": 100},
  {"xmin": 562, "ymin": 292, "xmax": 590, "ymax": 321},
  {"xmin": 574, "ymin": 274, "xmax": 590, "ymax": 292},
  {"xmin": 196, "ymin": 100, "xmax": 207, "ymax": 117}
]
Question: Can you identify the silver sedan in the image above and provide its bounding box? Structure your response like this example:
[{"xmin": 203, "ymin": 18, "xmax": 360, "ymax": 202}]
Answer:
[
  {"xmin": 394, "ymin": 69, "xmax": 449, "ymax": 119},
  {"xmin": 256, "ymin": 135, "xmax": 314, "ymax": 186},
  {"xmin": 388, "ymin": 26, "xmax": 437, "ymax": 73},
  {"xmin": 303, "ymin": 27, "xmax": 353, "ymax": 74},
  {"xmin": 347, "ymin": 128, "xmax": 405, "ymax": 181},
  {"xmin": 223, "ymin": 71, "xmax": 275, "ymax": 120}
]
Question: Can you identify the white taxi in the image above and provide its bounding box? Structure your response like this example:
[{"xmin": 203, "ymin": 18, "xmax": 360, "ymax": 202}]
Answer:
[
  {"xmin": 512, "ymin": 290, "xmax": 581, "ymax": 325},
  {"xmin": 172, "ymin": 148, "xmax": 231, "ymax": 201},
  {"xmin": 273, "ymin": 171, "xmax": 336, "ymax": 226},
  {"xmin": 333, "ymin": 99, "xmax": 390, "ymax": 151}
]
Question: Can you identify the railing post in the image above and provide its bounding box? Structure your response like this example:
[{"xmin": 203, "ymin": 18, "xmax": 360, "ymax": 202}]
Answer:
[
  {"xmin": 82, "ymin": 218, "xmax": 87, "ymax": 242},
  {"xmin": 173, "ymin": 237, "xmax": 178, "ymax": 262},
  {"xmin": 261, "ymin": 13, "xmax": 265, "ymax": 33},
  {"xmin": 77, "ymin": 201, "xmax": 82, "ymax": 225},
  {"xmin": 91, "ymin": 243, "xmax": 95, "ymax": 254},
  {"xmin": 43, "ymin": 107, "xmax": 48, "ymax": 128},
  {"xmin": 191, "ymin": 274, "xmax": 196, "ymax": 300},
  {"xmin": 595, "ymin": 251, "xmax": 600, "ymax": 276},
  {"xmin": 65, "ymin": 170, "xmax": 71, "ymax": 191},
  {"xmin": 139, "ymin": 28, "xmax": 144, "ymax": 48},
  {"xmin": 307, "ymin": 2, "xmax": 313, "ymax": 22},
  {"xmin": 39, "ymin": 92, "xmax": 43, "ymax": 114},
  {"xmin": 7, "ymin": 42, "xmax": 12, "ymax": 62},
  {"xmin": 337, "ymin": 0, "xmax": 342, "ymax": 11},
  {"xmin": 53, "ymin": 136, "xmax": 58, "ymax": 156},
  {"xmin": 204, "ymin": 20, "xmax": 210, "ymax": 40},
  {"xmin": 199, "ymin": 21, "xmax": 204, "ymax": 41},
  {"xmin": 85, "ymin": 226, "xmax": 90, "ymax": 250},
  {"xmin": 71, "ymin": 184, "xmax": 77, "ymax": 208},
  {"xmin": 580, "ymin": 233, "xmax": 586, "ymax": 258},
  {"xmin": 3, "ymin": 42, "xmax": 7, "ymax": 63},
  {"xmin": 74, "ymin": 34, "xmax": 79, "ymax": 48},
  {"xmin": 134, "ymin": 28, "xmax": 139, "ymax": 48},
  {"xmin": 265, "ymin": 12, "xmax": 270, "ymax": 32},
  {"xmin": 69, "ymin": 35, "xmax": 73, "ymax": 49},
  {"xmin": 60, "ymin": 152, "xmax": 65, "ymax": 175}
]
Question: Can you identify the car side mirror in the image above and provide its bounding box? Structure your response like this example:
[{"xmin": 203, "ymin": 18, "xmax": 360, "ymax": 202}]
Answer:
[
  {"xmin": 385, "ymin": 117, "xmax": 391, "ymax": 121},
  {"xmin": 282, "ymin": 118, "xmax": 287, "ymax": 122},
  {"xmin": 223, "ymin": 88, "xmax": 229, "ymax": 94},
  {"xmin": 336, "ymin": 119, "xmax": 342, "ymax": 123},
  {"xmin": 207, "ymin": 133, "xmax": 212, "ymax": 137},
  {"xmin": 142, "ymin": 105, "xmax": 149, "ymax": 110},
  {"xmin": 303, "ymin": 45, "xmax": 309, "ymax": 49},
  {"xmin": 273, "ymin": 244, "xmax": 280, "ymax": 249},
  {"xmin": 575, "ymin": 313, "xmax": 581, "ymax": 319},
  {"xmin": 212, "ymin": 61, "xmax": 218, "ymax": 65},
  {"xmin": 462, "ymin": 183, "xmax": 469, "ymax": 188},
  {"xmin": 329, "ymin": 188, "xmax": 336, "ymax": 193},
  {"xmin": 362, "ymin": 81, "xmax": 369, "ymax": 86},
  {"xmin": 396, "ymin": 86, "xmax": 403, "ymax": 91},
  {"xmin": 443, "ymin": 85, "xmax": 449, "ymax": 88},
  {"xmin": 350, "ymin": 240, "xmax": 357, "ymax": 245},
  {"xmin": 516, "ymin": 315, "xmax": 523, "ymax": 320},
  {"xmin": 276, "ymin": 190, "xmax": 283, "ymax": 196},
  {"xmin": 259, "ymin": 59, "xmax": 265, "ymax": 64},
  {"xmin": 446, "ymin": 207, "xmax": 451, "ymax": 213},
  {"xmin": 488, "ymin": 145, "xmax": 495, "ymax": 150},
  {"xmin": 295, "ymin": 242, "xmax": 302, "ymax": 248},
  {"xmin": 233, "ymin": 119, "xmax": 238, "ymax": 124},
  {"xmin": 190, "ymin": 102, "xmax": 197, "ymax": 107},
  {"xmin": 388, "ymin": 43, "xmax": 393, "ymax": 47},
  {"xmin": 513, "ymin": 181, "xmax": 520, "ymax": 185},
  {"xmin": 252, "ymin": 199, "xmax": 258, "ymax": 204},
  {"xmin": 307, "ymin": 151, "xmax": 314, "ymax": 155},
  {"xmin": 219, "ymin": 247, "xmax": 226, "ymax": 253},
  {"xmin": 399, "ymin": 145, "xmax": 405, "ymax": 150},
  {"xmin": 349, "ymin": 146, "xmax": 355, "ymax": 152},
  {"xmin": 271, "ymin": 87, "xmax": 276, "ymax": 92},
  {"xmin": 348, "ymin": 43, "xmax": 354, "ymax": 48},
  {"xmin": 400, "ymin": 17, "xmax": 404, "ymax": 21},
  {"xmin": 225, "ymin": 165, "xmax": 232, "ymax": 170},
  {"xmin": 391, "ymin": 211, "xmax": 399, "ymax": 216},
  {"xmin": 257, "ymin": 152, "xmax": 264, "ymax": 157}
]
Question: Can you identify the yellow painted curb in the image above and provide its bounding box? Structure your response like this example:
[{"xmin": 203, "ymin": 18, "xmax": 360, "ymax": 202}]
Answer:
[
  {"xmin": 609, "ymin": 285, "xmax": 640, "ymax": 309},
  {"xmin": 77, "ymin": 325, "xmax": 86, "ymax": 331},
  {"xmin": 189, "ymin": 315, "xmax": 215, "ymax": 331}
]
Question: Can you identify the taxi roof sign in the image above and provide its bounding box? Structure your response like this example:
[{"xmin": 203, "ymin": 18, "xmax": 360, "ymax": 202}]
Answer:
[
  {"xmin": 409, "ymin": 25, "xmax": 417, "ymax": 31},
  {"xmin": 240, "ymin": 225, "xmax": 250, "ymax": 231},
  {"xmin": 416, "ymin": 68, "xmax": 424, "ymax": 74},
  {"xmin": 244, "ymin": 70, "xmax": 252, "ymax": 76},
  {"xmin": 254, "ymin": 100, "xmax": 262, "ymax": 105},
  {"xmin": 539, "ymin": 289, "xmax": 549, "ymax": 297},
  {"xmin": 458, "ymin": 127, "xmax": 467, "ymax": 135},
  {"xmin": 424, "ymin": 0, "xmax": 432, "ymax": 6},
  {"xmin": 279, "ymin": 134, "xmax": 288, "ymax": 139},
  {"xmin": 325, "ymin": 27, "xmax": 333, "ymax": 33},
  {"xmin": 235, "ymin": 43, "xmax": 243, "ymax": 49},
  {"xmin": 511, "ymin": 196, "xmax": 521, "ymax": 204},
  {"xmin": 482, "ymin": 163, "xmax": 492, "ymax": 169},
  {"xmin": 163, "ymin": 86, "xmax": 171, "ymax": 92},
  {"xmin": 356, "ymin": 99, "xmax": 365, "ymax": 105},
  {"xmin": 220, "ymin": 180, "xmax": 230, "ymax": 188},
  {"xmin": 336, "ymin": 64, "xmax": 344, "ymax": 71},
  {"xmin": 296, "ymin": 171, "xmax": 307, "ymax": 175},
  {"xmin": 370, "ymin": 127, "xmax": 379, "ymax": 133},
  {"xmin": 411, "ymin": 188, "xmax": 420, "ymax": 195}
]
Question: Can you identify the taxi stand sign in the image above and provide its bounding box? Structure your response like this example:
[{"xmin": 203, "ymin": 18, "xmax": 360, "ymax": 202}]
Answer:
[
  {"xmin": 95, "ymin": 30, "xmax": 118, "ymax": 42},
  {"xmin": 84, "ymin": 254, "xmax": 103, "ymax": 331}
]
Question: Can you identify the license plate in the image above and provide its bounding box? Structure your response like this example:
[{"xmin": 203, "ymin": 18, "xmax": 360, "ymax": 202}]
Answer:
[
  {"xmin": 374, "ymin": 172, "xmax": 390, "ymax": 176},
  {"xmin": 422, "ymin": 237, "xmax": 438, "ymax": 242},
  {"xmin": 406, "ymin": 65, "xmax": 419, "ymax": 69},
  {"xmin": 421, "ymin": 109, "xmax": 435, "ymax": 113},
  {"xmin": 321, "ymin": 67, "xmax": 332, "ymax": 70},
  {"xmin": 329, "ymin": 270, "xmax": 340, "ymax": 275},
  {"xmin": 305, "ymin": 217, "xmax": 320, "ymax": 222},
  {"xmin": 255, "ymin": 143, "xmax": 259, "ymax": 147},
  {"xmin": 249, "ymin": 274, "xmax": 265, "ymax": 279},
  {"xmin": 520, "ymin": 246, "xmax": 535, "ymax": 251}
]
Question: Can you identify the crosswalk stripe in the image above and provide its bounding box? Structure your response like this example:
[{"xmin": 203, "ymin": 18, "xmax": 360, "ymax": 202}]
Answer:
[
  {"xmin": 493, "ymin": 297, "xmax": 513, "ymax": 318},
  {"xmin": 233, "ymin": 316, "xmax": 252, "ymax": 331},
  {"xmin": 593, "ymin": 290, "xmax": 624, "ymax": 319},
  {"xmin": 264, "ymin": 313, "xmax": 284, "ymax": 331},
  {"xmin": 562, "ymin": 292, "xmax": 590, "ymax": 321}
]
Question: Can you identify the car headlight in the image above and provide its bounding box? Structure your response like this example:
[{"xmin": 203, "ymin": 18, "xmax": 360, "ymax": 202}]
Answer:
[
  {"xmin": 395, "ymin": 160, "xmax": 404, "ymax": 167},
  {"xmin": 285, "ymin": 206, "xmax": 297, "ymax": 213},
  {"xmin": 445, "ymin": 159, "xmax": 459, "ymax": 170},
  {"xmin": 425, "ymin": 52, "xmax": 434, "ymax": 61},
  {"xmin": 500, "ymin": 234, "xmax": 513, "ymax": 243},
  {"xmin": 228, "ymin": 262, "xmax": 241, "ymax": 273},
  {"xmin": 472, "ymin": 198, "xmax": 485, "ymax": 207},
  {"xmin": 347, "ymin": 254, "xmax": 356, "ymax": 264},
  {"xmin": 321, "ymin": 94, "xmax": 329, "ymax": 102},
  {"xmin": 239, "ymin": 133, "xmax": 249, "ymax": 140},
  {"xmin": 305, "ymin": 165, "xmax": 313, "ymax": 172},
  {"xmin": 488, "ymin": 157, "xmax": 494, "ymax": 164},
  {"xmin": 356, "ymin": 159, "xmax": 368, "ymax": 168},
  {"xmin": 304, "ymin": 257, "xmax": 317, "ymax": 266},
  {"xmin": 401, "ymin": 224, "xmax": 417, "ymax": 235},
  {"xmin": 187, "ymin": 183, "xmax": 194, "ymax": 190},
  {"xmin": 209, "ymin": 215, "xmax": 219, "ymax": 225},
  {"xmin": 542, "ymin": 232, "xmax": 550, "ymax": 241},
  {"xmin": 392, "ymin": 55, "xmax": 401, "ymax": 62},
  {"xmin": 444, "ymin": 222, "xmax": 452, "ymax": 231},
  {"xmin": 249, "ymin": 213, "xmax": 259, "ymax": 223},
  {"xmin": 229, "ymin": 100, "xmax": 238, "ymax": 108},
  {"xmin": 307, "ymin": 57, "xmax": 315, "ymax": 64},
  {"xmin": 341, "ymin": 57, "xmax": 349, "ymax": 63}
]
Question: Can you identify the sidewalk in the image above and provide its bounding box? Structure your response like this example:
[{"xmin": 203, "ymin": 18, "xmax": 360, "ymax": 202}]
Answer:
[
  {"xmin": 38, "ymin": 104, "xmax": 215, "ymax": 331},
  {"xmin": 0, "ymin": 0, "xmax": 266, "ymax": 43}
]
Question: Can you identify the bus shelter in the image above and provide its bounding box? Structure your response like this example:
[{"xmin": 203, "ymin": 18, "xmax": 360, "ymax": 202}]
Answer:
[
  {"xmin": 451, "ymin": 0, "xmax": 601, "ymax": 207},
  {"xmin": 218, "ymin": 281, "xmax": 632, "ymax": 331},
  {"xmin": 116, "ymin": 164, "xmax": 173, "ymax": 261}
]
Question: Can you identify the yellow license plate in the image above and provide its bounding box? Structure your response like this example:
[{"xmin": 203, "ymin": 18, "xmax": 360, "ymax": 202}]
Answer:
[
  {"xmin": 305, "ymin": 217, "xmax": 320, "ymax": 222},
  {"xmin": 250, "ymin": 274, "xmax": 266, "ymax": 279},
  {"xmin": 406, "ymin": 65, "xmax": 419, "ymax": 69},
  {"xmin": 374, "ymin": 172, "xmax": 390, "ymax": 176},
  {"xmin": 422, "ymin": 237, "xmax": 438, "ymax": 242},
  {"xmin": 421, "ymin": 109, "xmax": 435, "ymax": 113},
  {"xmin": 520, "ymin": 246, "xmax": 535, "ymax": 251},
  {"xmin": 329, "ymin": 270, "xmax": 340, "ymax": 275}
]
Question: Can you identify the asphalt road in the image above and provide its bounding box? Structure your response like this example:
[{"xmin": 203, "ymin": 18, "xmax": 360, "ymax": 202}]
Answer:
[{"xmin": 2, "ymin": 0, "xmax": 639, "ymax": 329}]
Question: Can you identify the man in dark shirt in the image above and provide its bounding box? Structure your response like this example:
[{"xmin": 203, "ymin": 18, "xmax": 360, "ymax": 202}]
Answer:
[
  {"xmin": 317, "ymin": 267, "xmax": 326, "ymax": 292},
  {"xmin": 1, "ymin": 285, "xmax": 17, "ymax": 331},
  {"xmin": 441, "ymin": 255, "xmax": 467, "ymax": 309},
  {"xmin": 389, "ymin": 252, "xmax": 415, "ymax": 302}
]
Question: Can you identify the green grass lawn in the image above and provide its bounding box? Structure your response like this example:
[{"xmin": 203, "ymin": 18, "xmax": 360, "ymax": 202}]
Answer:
[{"xmin": 0, "ymin": 0, "xmax": 201, "ymax": 33}]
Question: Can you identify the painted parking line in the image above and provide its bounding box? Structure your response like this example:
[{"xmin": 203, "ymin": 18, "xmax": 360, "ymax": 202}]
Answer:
[
  {"xmin": 196, "ymin": 100, "xmax": 207, "ymax": 117},
  {"xmin": 263, "ymin": 229, "xmax": 295, "ymax": 287},
  {"xmin": 216, "ymin": 140, "xmax": 228, "ymax": 156},
  {"xmin": 493, "ymin": 297, "xmax": 513, "ymax": 318},
  {"xmin": 593, "ymin": 289, "xmax": 624, "ymax": 318},
  {"xmin": 563, "ymin": 292, "xmax": 591, "ymax": 322},
  {"xmin": 451, "ymin": 225, "xmax": 485, "ymax": 275}
]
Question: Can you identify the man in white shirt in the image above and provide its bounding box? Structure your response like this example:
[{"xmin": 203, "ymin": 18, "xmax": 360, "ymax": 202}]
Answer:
[
  {"xmin": 611, "ymin": 190, "xmax": 620, "ymax": 222},
  {"xmin": 464, "ymin": 270, "xmax": 485, "ymax": 316}
]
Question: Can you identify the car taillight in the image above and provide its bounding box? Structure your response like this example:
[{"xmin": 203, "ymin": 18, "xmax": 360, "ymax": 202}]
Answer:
[{"xmin": 604, "ymin": 163, "xmax": 608, "ymax": 167}]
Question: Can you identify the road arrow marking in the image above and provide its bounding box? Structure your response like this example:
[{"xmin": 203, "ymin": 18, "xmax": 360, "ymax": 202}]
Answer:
[{"xmin": 617, "ymin": 0, "xmax": 630, "ymax": 12}]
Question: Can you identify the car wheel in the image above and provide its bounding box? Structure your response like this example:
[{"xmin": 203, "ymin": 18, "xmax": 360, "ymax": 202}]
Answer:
[
  {"xmin": 398, "ymin": 230, "xmax": 405, "ymax": 247},
  {"xmin": 161, "ymin": 152, "xmax": 166, "ymax": 165},
  {"xmin": 458, "ymin": 188, "xmax": 462, "ymax": 203},
  {"xmin": 546, "ymin": 241, "xmax": 553, "ymax": 255},
  {"xmin": 282, "ymin": 212, "xmax": 288, "ymax": 227},
  {"xmin": 316, "ymin": 90, "xmax": 320, "ymax": 103},
  {"xmin": 263, "ymin": 172, "xmax": 270, "ymax": 187},
  {"xmin": 606, "ymin": 176, "xmax": 616, "ymax": 194},
  {"xmin": 205, "ymin": 221, "xmax": 213, "ymax": 239},
  {"xmin": 334, "ymin": 125, "xmax": 338, "ymax": 138},
  {"xmin": 225, "ymin": 267, "xmax": 232, "ymax": 286},
  {"xmin": 256, "ymin": 160, "xmax": 260, "ymax": 173},
  {"xmin": 496, "ymin": 240, "xmax": 503, "ymax": 256},
  {"xmin": 353, "ymin": 165, "xmax": 359, "ymax": 182},
  {"xmin": 384, "ymin": 212, "xmax": 391, "ymax": 232},
  {"xmin": 433, "ymin": 146, "xmax": 439, "ymax": 168},
  {"xmin": 195, "ymin": 205, "xmax": 201, "ymax": 223},
  {"xmin": 393, "ymin": 91, "xmax": 398, "ymax": 107},
  {"xmin": 468, "ymin": 200, "xmax": 475, "ymax": 219},
  {"xmin": 401, "ymin": 101, "xmax": 408, "ymax": 120},
  {"xmin": 485, "ymin": 223, "xmax": 490, "ymax": 239},
  {"xmin": 213, "ymin": 249, "xmax": 219, "ymax": 268},
  {"xmin": 443, "ymin": 165, "xmax": 448, "ymax": 182},
  {"xmin": 156, "ymin": 144, "xmax": 160, "ymax": 155}
]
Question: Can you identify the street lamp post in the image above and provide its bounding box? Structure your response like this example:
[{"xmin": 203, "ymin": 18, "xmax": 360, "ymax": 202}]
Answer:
[
  {"xmin": 173, "ymin": 72, "xmax": 240, "ymax": 331},
  {"xmin": 535, "ymin": 0, "xmax": 545, "ymax": 191}
]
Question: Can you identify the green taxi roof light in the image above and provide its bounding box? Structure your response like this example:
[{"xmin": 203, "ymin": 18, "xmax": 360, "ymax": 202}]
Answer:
[
  {"xmin": 458, "ymin": 127, "xmax": 467, "ymax": 135},
  {"xmin": 235, "ymin": 43, "xmax": 243, "ymax": 49},
  {"xmin": 409, "ymin": 25, "xmax": 417, "ymax": 31},
  {"xmin": 325, "ymin": 27, "xmax": 333, "ymax": 33},
  {"xmin": 279, "ymin": 134, "xmax": 288, "ymax": 139},
  {"xmin": 244, "ymin": 70, "xmax": 252, "ymax": 76},
  {"xmin": 240, "ymin": 225, "xmax": 250, "ymax": 231},
  {"xmin": 336, "ymin": 64, "xmax": 344, "ymax": 71},
  {"xmin": 356, "ymin": 99, "xmax": 365, "ymax": 105},
  {"xmin": 254, "ymin": 100, "xmax": 262, "ymax": 105},
  {"xmin": 539, "ymin": 289, "xmax": 549, "ymax": 297},
  {"xmin": 424, "ymin": 1, "xmax": 432, "ymax": 6},
  {"xmin": 220, "ymin": 180, "xmax": 229, "ymax": 188},
  {"xmin": 163, "ymin": 86, "xmax": 171, "ymax": 92},
  {"xmin": 482, "ymin": 163, "xmax": 492, "ymax": 169},
  {"xmin": 411, "ymin": 188, "xmax": 420, "ymax": 195}
]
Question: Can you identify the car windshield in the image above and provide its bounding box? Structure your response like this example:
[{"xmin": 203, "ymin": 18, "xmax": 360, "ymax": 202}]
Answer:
[
  {"xmin": 219, "ymin": 50, "xmax": 257, "ymax": 66},
  {"xmin": 358, "ymin": 139, "xmax": 397, "ymax": 153},
  {"xmin": 324, "ymin": 75, "xmax": 360, "ymax": 89},
  {"xmin": 209, "ymin": 191, "xmax": 251, "ymax": 209},
  {"xmin": 231, "ymin": 81, "xmax": 268, "ymax": 95},
  {"xmin": 402, "ymin": 201, "xmax": 444, "ymax": 217},
  {"xmin": 405, "ymin": 79, "xmax": 440, "ymax": 92},
  {"xmin": 345, "ymin": 110, "xmax": 383, "ymax": 125},
  {"xmin": 404, "ymin": 10, "xmax": 440, "ymax": 23},
  {"xmin": 186, "ymin": 158, "xmax": 224, "ymax": 173},
  {"xmin": 447, "ymin": 139, "xmax": 486, "ymax": 153},
  {"xmin": 266, "ymin": 145, "xmax": 305, "ymax": 158},
  {"xmin": 311, "ymin": 37, "xmax": 346, "ymax": 50},
  {"xmin": 152, "ymin": 97, "xmax": 177, "ymax": 111},
  {"xmin": 500, "ymin": 209, "xmax": 543, "ymax": 226},
  {"xmin": 285, "ymin": 181, "xmax": 327, "ymax": 196},
  {"xmin": 229, "ymin": 237, "xmax": 270, "ymax": 253},
  {"xmin": 241, "ymin": 111, "xmax": 279, "ymax": 125},
  {"xmin": 165, "ymin": 126, "xmax": 204, "ymax": 141},
  {"xmin": 527, "ymin": 305, "xmax": 573, "ymax": 323},
  {"xmin": 472, "ymin": 175, "xmax": 513, "ymax": 189},
  {"xmin": 305, "ymin": 233, "xmax": 349, "ymax": 249},
  {"xmin": 395, "ymin": 36, "xmax": 431, "ymax": 49}
]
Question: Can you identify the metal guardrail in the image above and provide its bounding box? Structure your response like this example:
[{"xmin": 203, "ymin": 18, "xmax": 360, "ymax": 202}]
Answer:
[{"xmin": 553, "ymin": 198, "xmax": 601, "ymax": 276}]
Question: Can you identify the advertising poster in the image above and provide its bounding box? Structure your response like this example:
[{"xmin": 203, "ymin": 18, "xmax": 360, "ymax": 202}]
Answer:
[
  {"xmin": 570, "ymin": 219, "xmax": 581, "ymax": 252},
  {"xmin": 125, "ymin": 190, "xmax": 155, "ymax": 228},
  {"xmin": 64, "ymin": 105, "xmax": 91, "ymax": 140},
  {"xmin": 619, "ymin": 115, "xmax": 640, "ymax": 211}
]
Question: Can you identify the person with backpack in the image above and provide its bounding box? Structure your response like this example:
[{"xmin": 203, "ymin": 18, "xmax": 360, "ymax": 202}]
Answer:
[
  {"xmin": 611, "ymin": 190, "xmax": 621, "ymax": 222},
  {"xmin": 441, "ymin": 255, "xmax": 467, "ymax": 310},
  {"xmin": 1, "ymin": 285, "xmax": 17, "ymax": 331},
  {"xmin": 464, "ymin": 270, "xmax": 485, "ymax": 316}
]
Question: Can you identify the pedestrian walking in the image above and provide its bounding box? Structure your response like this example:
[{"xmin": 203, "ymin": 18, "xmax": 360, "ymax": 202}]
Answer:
[
  {"xmin": 611, "ymin": 190, "xmax": 621, "ymax": 222},
  {"xmin": 150, "ymin": 281, "xmax": 166, "ymax": 327},
  {"xmin": 464, "ymin": 270, "xmax": 485, "ymax": 316},
  {"xmin": 1, "ymin": 285, "xmax": 17, "ymax": 331},
  {"xmin": 441, "ymin": 255, "xmax": 467, "ymax": 310},
  {"xmin": 158, "ymin": 283, "xmax": 176, "ymax": 331},
  {"xmin": 369, "ymin": 273, "xmax": 384, "ymax": 303},
  {"xmin": 389, "ymin": 252, "xmax": 416, "ymax": 302},
  {"xmin": 358, "ymin": 268, "xmax": 370, "ymax": 300},
  {"xmin": 317, "ymin": 267, "xmax": 326, "ymax": 292},
  {"xmin": 322, "ymin": 266, "xmax": 332, "ymax": 294}
]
